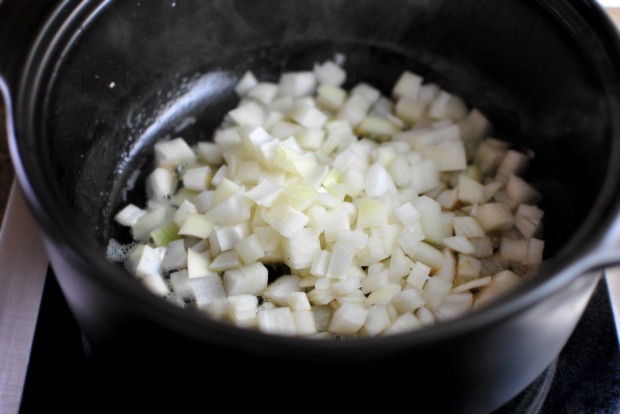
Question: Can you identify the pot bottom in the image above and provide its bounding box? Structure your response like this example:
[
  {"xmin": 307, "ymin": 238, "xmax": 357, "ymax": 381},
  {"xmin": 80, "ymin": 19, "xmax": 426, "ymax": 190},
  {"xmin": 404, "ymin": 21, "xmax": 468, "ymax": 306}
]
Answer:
[{"xmin": 19, "ymin": 273, "xmax": 619, "ymax": 413}]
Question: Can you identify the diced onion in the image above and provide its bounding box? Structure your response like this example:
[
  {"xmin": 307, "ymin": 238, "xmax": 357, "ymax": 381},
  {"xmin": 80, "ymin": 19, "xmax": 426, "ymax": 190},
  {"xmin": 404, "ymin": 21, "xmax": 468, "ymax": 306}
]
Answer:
[{"xmin": 112, "ymin": 60, "xmax": 545, "ymax": 338}]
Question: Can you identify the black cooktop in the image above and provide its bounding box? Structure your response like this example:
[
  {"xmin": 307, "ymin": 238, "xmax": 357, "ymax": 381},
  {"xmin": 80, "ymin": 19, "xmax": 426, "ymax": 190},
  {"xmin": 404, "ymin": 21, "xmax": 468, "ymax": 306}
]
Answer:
[{"xmin": 19, "ymin": 271, "xmax": 620, "ymax": 413}]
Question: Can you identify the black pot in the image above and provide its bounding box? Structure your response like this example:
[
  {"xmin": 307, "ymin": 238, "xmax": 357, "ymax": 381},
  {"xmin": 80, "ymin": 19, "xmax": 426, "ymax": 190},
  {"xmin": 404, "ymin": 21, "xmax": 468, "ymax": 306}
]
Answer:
[{"xmin": 2, "ymin": 0, "xmax": 620, "ymax": 412}]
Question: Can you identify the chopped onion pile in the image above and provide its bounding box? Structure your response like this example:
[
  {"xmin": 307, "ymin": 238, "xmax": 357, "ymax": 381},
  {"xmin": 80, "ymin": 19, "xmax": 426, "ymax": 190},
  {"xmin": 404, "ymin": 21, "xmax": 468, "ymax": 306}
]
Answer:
[{"xmin": 111, "ymin": 58, "xmax": 544, "ymax": 337}]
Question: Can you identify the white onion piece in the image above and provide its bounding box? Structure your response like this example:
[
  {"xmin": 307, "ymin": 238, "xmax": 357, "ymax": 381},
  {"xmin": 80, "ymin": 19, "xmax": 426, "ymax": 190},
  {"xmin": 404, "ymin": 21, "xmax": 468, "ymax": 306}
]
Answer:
[
  {"xmin": 416, "ymin": 306, "xmax": 435, "ymax": 327},
  {"xmin": 228, "ymin": 295, "xmax": 258, "ymax": 327},
  {"xmin": 364, "ymin": 162, "xmax": 395, "ymax": 198},
  {"xmin": 173, "ymin": 200, "xmax": 198, "ymax": 227},
  {"xmin": 178, "ymin": 214, "xmax": 214, "ymax": 239},
  {"xmin": 142, "ymin": 274, "xmax": 170, "ymax": 297},
  {"xmin": 400, "ymin": 240, "xmax": 444, "ymax": 269},
  {"xmin": 327, "ymin": 242, "xmax": 356, "ymax": 280},
  {"xmin": 115, "ymin": 204, "xmax": 146, "ymax": 227},
  {"xmin": 191, "ymin": 274, "xmax": 227, "ymax": 309},
  {"xmin": 293, "ymin": 309, "xmax": 317, "ymax": 335},
  {"xmin": 391, "ymin": 288, "xmax": 426, "ymax": 313},
  {"xmin": 329, "ymin": 303, "xmax": 368, "ymax": 335},
  {"xmin": 186, "ymin": 249, "xmax": 213, "ymax": 279},
  {"xmin": 499, "ymin": 237, "xmax": 528, "ymax": 262},
  {"xmin": 224, "ymin": 262, "xmax": 268, "ymax": 296},
  {"xmin": 289, "ymin": 102, "xmax": 328, "ymax": 129},
  {"xmin": 497, "ymin": 150, "xmax": 529, "ymax": 182},
  {"xmin": 474, "ymin": 270, "xmax": 520, "ymax": 308},
  {"xmin": 213, "ymin": 223, "xmax": 249, "ymax": 252},
  {"xmin": 314, "ymin": 277, "xmax": 332, "ymax": 290},
  {"xmin": 443, "ymin": 236, "xmax": 475, "ymax": 255},
  {"xmin": 162, "ymin": 239, "xmax": 187, "ymax": 271},
  {"xmin": 245, "ymin": 179, "xmax": 283, "ymax": 207},
  {"xmin": 456, "ymin": 254, "xmax": 482, "ymax": 279},
  {"xmin": 364, "ymin": 305, "xmax": 392, "ymax": 336},
  {"xmin": 147, "ymin": 167, "xmax": 174, "ymax": 202},
  {"xmin": 235, "ymin": 71, "xmax": 258, "ymax": 96},
  {"xmin": 435, "ymin": 293, "xmax": 473, "ymax": 322},
  {"xmin": 188, "ymin": 238, "xmax": 207, "ymax": 253},
  {"xmin": 154, "ymin": 137, "xmax": 196, "ymax": 167},
  {"xmin": 314, "ymin": 60, "xmax": 346, "ymax": 86},
  {"xmin": 263, "ymin": 202, "xmax": 309, "ymax": 238},
  {"xmin": 253, "ymin": 226, "xmax": 282, "ymax": 256},
  {"xmin": 422, "ymin": 277, "xmax": 452, "ymax": 311},
  {"xmin": 196, "ymin": 141, "xmax": 224, "ymax": 165},
  {"xmin": 475, "ymin": 203, "xmax": 514, "ymax": 232},
  {"xmin": 413, "ymin": 196, "xmax": 444, "ymax": 245},
  {"xmin": 474, "ymin": 139, "xmax": 507, "ymax": 175},
  {"xmin": 435, "ymin": 248, "xmax": 456, "ymax": 283},
  {"xmin": 247, "ymin": 82, "xmax": 279, "ymax": 105},
  {"xmin": 429, "ymin": 91, "xmax": 467, "ymax": 121},
  {"xmin": 458, "ymin": 175, "xmax": 484, "ymax": 205},
  {"xmin": 419, "ymin": 139, "xmax": 467, "ymax": 172},
  {"xmin": 228, "ymin": 101, "xmax": 265, "ymax": 126},
  {"xmin": 482, "ymin": 181, "xmax": 503, "ymax": 203},
  {"xmin": 395, "ymin": 97, "xmax": 425, "ymax": 125},
  {"xmin": 366, "ymin": 284, "xmax": 402, "ymax": 306},
  {"xmin": 183, "ymin": 166, "xmax": 211, "ymax": 192},
  {"xmin": 406, "ymin": 261, "xmax": 431, "ymax": 289},
  {"xmin": 287, "ymin": 291, "xmax": 311, "ymax": 311},
  {"xmin": 452, "ymin": 276, "xmax": 492, "ymax": 294},
  {"xmin": 453, "ymin": 216, "xmax": 485, "ymax": 238},
  {"xmin": 206, "ymin": 191, "xmax": 252, "ymax": 225},
  {"xmin": 337, "ymin": 94, "xmax": 372, "ymax": 127},
  {"xmin": 418, "ymin": 84, "xmax": 440, "ymax": 106},
  {"xmin": 213, "ymin": 128, "xmax": 241, "ymax": 149},
  {"xmin": 337, "ymin": 290, "xmax": 366, "ymax": 305},
  {"xmin": 309, "ymin": 306, "xmax": 329, "ymax": 331},
  {"xmin": 170, "ymin": 269, "xmax": 193, "ymax": 299},
  {"xmin": 126, "ymin": 244, "xmax": 164, "ymax": 279},
  {"xmin": 332, "ymin": 276, "xmax": 361, "ymax": 296},
  {"xmin": 388, "ymin": 247, "xmax": 411, "ymax": 279},
  {"xmin": 193, "ymin": 191, "xmax": 214, "ymax": 213},
  {"xmin": 361, "ymin": 265, "xmax": 387, "ymax": 290},
  {"xmin": 257, "ymin": 307, "xmax": 297, "ymax": 336},
  {"xmin": 515, "ymin": 204, "xmax": 544, "ymax": 238},
  {"xmin": 526, "ymin": 238, "xmax": 544, "ymax": 265},
  {"xmin": 392, "ymin": 71, "xmax": 422, "ymax": 101},
  {"xmin": 310, "ymin": 250, "xmax": 331, "ymax": 278},
  {"xmin": 356, "ymin": 198, "xmax": 388, "ymax": 229},
  {"xmin": 235, "ymin": 234, "xmax": 266, "ymax": 264},
  {"xmin": 384, "ymin": 313, "xmax": 422, "ymax": 335},
  {"xmin": 279, "ymin": 72, "xmax": 317, "ymax": 97},
  {"xmin": 506, "ymin": 174, "xmax": 539, "ymax": 204},
  {"xmin": 352, "ymin": 83, "xmax": 381, "ymax": 105},
  {"xmin": 262, "ymin": 275, "xmax": 301, "ymax": 306},
  {"xmin": 204, "ymin": 298, "xmax": 229, "ymax": 319},
  {"xmin": 209, "ymin": 250, "xmax": 240, "ymax": 272},
  {"xmin": 468, "ymin": 237, "xmax": 494, "ymax": 258},
  {"xmin": 307, "ymin": 289, "xmax": 336, "ymax": 305}
]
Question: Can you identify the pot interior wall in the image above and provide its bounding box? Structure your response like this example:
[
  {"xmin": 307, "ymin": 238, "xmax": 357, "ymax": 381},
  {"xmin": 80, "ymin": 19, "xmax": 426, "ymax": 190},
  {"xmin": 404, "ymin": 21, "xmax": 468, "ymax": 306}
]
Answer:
[{"xmin": 37, "ymin": 0, "xmax": 610, "ymax": 264}]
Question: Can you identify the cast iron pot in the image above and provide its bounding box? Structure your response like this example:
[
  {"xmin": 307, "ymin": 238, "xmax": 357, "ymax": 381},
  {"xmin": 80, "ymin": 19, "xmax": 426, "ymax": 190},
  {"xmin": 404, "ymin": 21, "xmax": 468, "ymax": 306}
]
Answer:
[{"xmin": 2, "ymin": 0, "xmax": 620, "ymax": 412}]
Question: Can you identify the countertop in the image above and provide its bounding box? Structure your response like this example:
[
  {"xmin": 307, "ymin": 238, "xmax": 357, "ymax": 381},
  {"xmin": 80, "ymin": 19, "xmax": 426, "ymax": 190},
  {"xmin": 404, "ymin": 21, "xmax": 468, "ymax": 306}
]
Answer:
[{"xmin": 608, "ymin": 7, "xmax": 620, "ymax": 24}]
